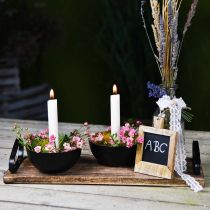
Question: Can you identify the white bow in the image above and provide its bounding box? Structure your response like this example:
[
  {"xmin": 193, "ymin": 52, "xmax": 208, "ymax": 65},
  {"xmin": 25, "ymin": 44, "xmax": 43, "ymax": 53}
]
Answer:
[{"xmin": 156, "ymin": 95, "xmax": 186, "ymax": 111}]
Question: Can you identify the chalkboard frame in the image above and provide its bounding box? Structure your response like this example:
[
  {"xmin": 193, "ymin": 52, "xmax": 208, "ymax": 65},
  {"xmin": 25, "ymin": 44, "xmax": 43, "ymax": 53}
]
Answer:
[{"xmin": 134, "ymin": 125, "xmax": 178, "ymax": 179}]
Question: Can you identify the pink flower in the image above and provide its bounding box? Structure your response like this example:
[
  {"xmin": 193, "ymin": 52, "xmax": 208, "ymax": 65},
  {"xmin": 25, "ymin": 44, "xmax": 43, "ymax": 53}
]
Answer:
[
  {"xmin": 122, "ymin": 125, "xmax": 129, "ymax": 132},
  {"xmin": 125, "ymin": 137, "xmax": 134, "ymax": 148},
  {"xmin": 106, "ymin": 126, "xmax": 111, "ymax": 131},
  {"xmin": 73, "ymin": 136, "xmax": 81, "ymax": 142},
  {"xmin": 128, "ymin": 128, "xmax": 136, "ymax": 137},
  {"xmin": 90, "ymin": 133, "xmax": 96, "ymax": 141},
  {"xmin": 96, "ymin": 133, "xmax": 103, "ymax": 141},
  {"xmin": 34, "ymin": 146, "xmax": 41, "ymax": 153},
  {"xmin": 126, "ymin": 137, "xmax": 133, "ymax": 143},
  {"xmin": 42, "ymin": 135, "xmax": 48, "ymax": 139},
  {"xmin": 44, "ymin": 128, "xmax": 49, "ymax": 134},
  {"xmin": 63, "ymin": 143, "xmax": 72, "ymax": 152},
  {"xmin": 119, "ymin": 129, "xmax": 126, "ymax": 138},
  {"xmin": 136, "ymin": 137, "xmax": 144, "ymax": 144},
  {"xmin": 136, "ymin": 120, "xmax": 141, "ymax": 125},
  {"xmin": 38, "ymin": 131, "xmax": 48, "ymax": 139},
  {"xmin": 45, "ymin": 144, "xmax": 55, "ymax": 153},
  {"xmin": 109, "ymin": 140, "xmax": 115, "ymax": 145},
  {"xmin": 126, "ymin": 143, "xmax": 133, "ymax": 148},
  {"xmin": 49, "ymin": 135, "xmax": 56, "ymax": 144},
  {"xmin": 39, "ymin": 129, "xmax": 48, "ymax": 135},
  {"xmin": 121, "ymin": 136, "xmax": 127, "ymax": 143},
  {"xmin": 125, "ymin": 123, "xmax": 130, "ymax": 128},
  {"xmin": 84, "ymin": 122, "xmax": 89, "ymax": 126},
  {"xmin": 50, "ymin": 135, "xmax": 56, "ymax": 141},
  {"xmin": 76, "ymin": 141, "xmax": 83, "ymax": 149}
]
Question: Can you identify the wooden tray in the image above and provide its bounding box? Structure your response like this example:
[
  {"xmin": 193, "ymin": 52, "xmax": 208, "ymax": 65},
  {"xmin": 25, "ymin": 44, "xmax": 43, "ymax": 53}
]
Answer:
[{"xmin": 3, "ymin": 155, "xmax": 204, "ymax": 187}]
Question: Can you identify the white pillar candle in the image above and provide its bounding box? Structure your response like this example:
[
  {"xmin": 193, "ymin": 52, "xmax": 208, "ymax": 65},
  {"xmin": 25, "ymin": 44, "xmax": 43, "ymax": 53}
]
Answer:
[
  {"xmin": 47, "ymin": 89, "xmax": 59, "ymax": 148},
  {"xmin": 111, "ymin": 84, "xmax": 120, "ymax": 138}
]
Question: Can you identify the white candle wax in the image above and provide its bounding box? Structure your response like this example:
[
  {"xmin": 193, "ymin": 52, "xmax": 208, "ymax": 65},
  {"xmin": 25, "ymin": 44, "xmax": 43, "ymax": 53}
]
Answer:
[
  {"xmin": 48, "ymin": 90, "xmax": 59, "ymax": 148},
  {"xmin": 111, "ymin": 85, "xmax": 120, "ymax": 138}
]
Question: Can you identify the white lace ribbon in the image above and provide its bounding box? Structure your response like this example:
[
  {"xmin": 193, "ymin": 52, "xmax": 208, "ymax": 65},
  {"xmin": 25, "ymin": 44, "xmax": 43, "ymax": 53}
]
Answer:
[{"xmin": 157, "ymin": 96, "xmax": 203, "ymax": 192}]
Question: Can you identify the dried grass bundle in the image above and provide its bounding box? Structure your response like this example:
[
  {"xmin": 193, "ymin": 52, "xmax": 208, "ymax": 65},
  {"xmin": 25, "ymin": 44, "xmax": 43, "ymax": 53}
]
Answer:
[{"xmin": 141, "ymin": 0, "xmax": 199, "ymax": 89}]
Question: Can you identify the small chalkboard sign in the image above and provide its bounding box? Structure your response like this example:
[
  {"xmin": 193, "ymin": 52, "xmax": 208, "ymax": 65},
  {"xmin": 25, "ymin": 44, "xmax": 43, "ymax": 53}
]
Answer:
[{"xmin": 134, "ymin": 126, "xmax": 177, "ymax": 179}]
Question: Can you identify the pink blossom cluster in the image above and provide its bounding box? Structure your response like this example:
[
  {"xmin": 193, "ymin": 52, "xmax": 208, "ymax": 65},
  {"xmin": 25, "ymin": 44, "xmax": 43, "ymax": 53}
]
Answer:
[
  {"xmin": 24, "ymin": 129, "xmax": 49, "ymax": 144},
  {"xmin": 63, "ymin": 136, "xmax": 85, "ymax": 152},
  {"xmin": 89, "ymin": 122, "xmax": 144, "ymax": 148},
  {"xmin": 44, "ymin": 135, "xmax": 56, "ymax": 153},
  {"xmin": 90, "ymin": 132, "xmax": 116, "ymax": 146},
  {"xmin": 90, "ymin": 132, "xmax": 104, "ymax": 142},
  {"xmin": 14, "ymin": 122, "xmax": 92, "ymax": 154},
  {"xmin": 34, "ymin": 146, "xmax": 41, "ymax": 153},
  {"xmin": 120, "ymin": 123, "xmax": 144, "ymax": 148},
  {"xmin": 38, "ymin": 129, "xmax": 49, "ymax": 139},
  {"xmin": 34, "ymin": 134, "xmax": 56, "ymax": 153},
  {"xmin": 119, "ymin": 123, "xmax": 136, "ymax": 147}
]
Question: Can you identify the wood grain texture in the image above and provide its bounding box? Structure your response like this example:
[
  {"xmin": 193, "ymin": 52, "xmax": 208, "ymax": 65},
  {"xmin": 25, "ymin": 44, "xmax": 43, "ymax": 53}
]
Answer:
[
  {"xmin": 0, "ymin": 118, "xmax": 210, "ymax": 210},
  {"xmin": 135, "ymin": 126, "xmax": 177, "ymax": 179},
  {"xmin": 153, "ymin": 116, "xmax": 165, "ymax": 129},
  {"xmin": 3, "ymin": 156, "xmax": 204, "ymax": 187}
]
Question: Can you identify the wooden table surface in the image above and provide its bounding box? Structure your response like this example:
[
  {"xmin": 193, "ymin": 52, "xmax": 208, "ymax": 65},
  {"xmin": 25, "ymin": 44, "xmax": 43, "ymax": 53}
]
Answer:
[{"xmin": 0, "ymin": 118, "xmax": 210, "ymax": 210}]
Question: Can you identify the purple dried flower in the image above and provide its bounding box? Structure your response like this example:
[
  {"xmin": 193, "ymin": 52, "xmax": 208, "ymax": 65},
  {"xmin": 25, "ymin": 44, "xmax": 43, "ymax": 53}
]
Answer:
[{"xmin": 147, "ymin": 81, "xmax": 166, "ymax": 99}]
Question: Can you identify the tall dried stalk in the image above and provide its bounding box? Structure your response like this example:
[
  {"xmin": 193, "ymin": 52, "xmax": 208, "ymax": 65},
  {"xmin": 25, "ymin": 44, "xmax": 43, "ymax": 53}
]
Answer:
[{"xmin": 141, "ymin": 0, "xmax": 199, "ymax": 90}]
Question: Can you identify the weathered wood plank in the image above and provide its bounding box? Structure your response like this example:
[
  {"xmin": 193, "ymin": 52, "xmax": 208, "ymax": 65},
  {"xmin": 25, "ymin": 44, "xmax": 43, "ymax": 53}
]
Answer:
[
  {"xmin": 3, "ymin": 156, "xmax": 205, "ymax": 187},
  {"xmin": 0, "ymin": 202, "xmax": 72, "ymax": 210},
  {"xmin": 0, "ymin": 183, "xmax": 209, "ymax": 210},
  {"xmin": 0, "ymin": 118, "xmax": 107, "ymax": 133},
  {"xmin": 0, "ymin": 151, "xmax": 209, "ymax": 180},
  {"xmin": 0, "ymin": 167, "xmax": 210, "ymax": 205},
  {"xmin": 0, "ymin": 172, "xmax": 210, "ymax": 209},
  {"xmin": 0, "ymin": 119, "xmax": 210, "ymax": 209}
]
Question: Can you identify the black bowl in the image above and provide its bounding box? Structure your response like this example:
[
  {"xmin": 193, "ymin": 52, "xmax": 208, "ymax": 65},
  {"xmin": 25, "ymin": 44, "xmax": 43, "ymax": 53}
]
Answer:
[
  {"xmin": 89, "ymin": 141, "xmax": 137, "ymax": 167},
  {"xmin": 27, "ymin": 149, "xmax": 81, "ymax": 173}
]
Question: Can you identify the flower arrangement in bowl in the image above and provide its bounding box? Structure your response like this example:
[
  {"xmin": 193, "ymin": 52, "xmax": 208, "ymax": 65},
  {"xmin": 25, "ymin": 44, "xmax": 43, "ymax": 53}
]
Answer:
[
  {"xmin": 13, "ymin": 123, "xmax": 88, "ymax": 173},
  {"xmin": 88, "ymin": 121, "xmax": 144, "ymax": 167}
]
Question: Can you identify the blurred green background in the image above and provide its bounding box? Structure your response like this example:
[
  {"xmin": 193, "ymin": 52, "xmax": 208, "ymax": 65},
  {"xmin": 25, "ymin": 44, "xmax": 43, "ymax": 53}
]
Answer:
[{"xmin": 1, "ymin": 0, "xmax": 210, "ymax": 131}]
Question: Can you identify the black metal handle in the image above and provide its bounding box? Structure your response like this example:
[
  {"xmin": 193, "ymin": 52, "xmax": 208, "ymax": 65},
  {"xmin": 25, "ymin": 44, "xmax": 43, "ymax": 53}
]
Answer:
[
  {"xmin": 192, "ymin": 141, "xmax": 201, "ymax": 175},
  {"xmin": 9, "ymin": 139, "xmax": 25, "ymax": 173}
]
